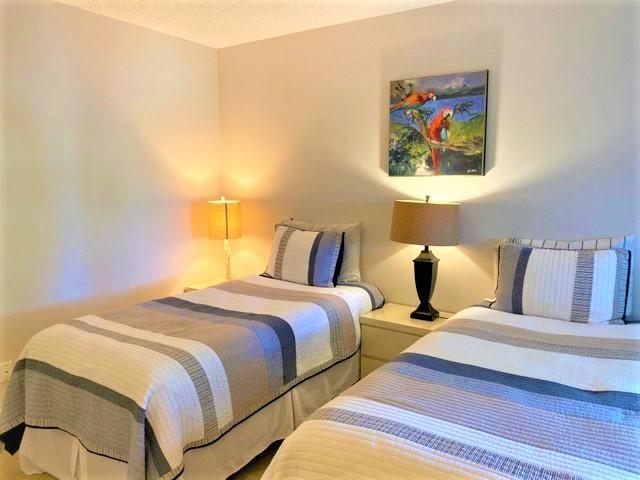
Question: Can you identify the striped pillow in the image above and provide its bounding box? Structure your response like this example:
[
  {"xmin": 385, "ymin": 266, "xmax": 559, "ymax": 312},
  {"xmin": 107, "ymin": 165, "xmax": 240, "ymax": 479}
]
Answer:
[
  {"xmin": 279, "ymin": 219, "xmax": 362, "ymax": 282},
  {"xmin": 493, "ymin": 243, "xmax": 631, "ymax": 323},
  {"xmin": 264, "ymin": 226, "xmax": 344, "ymax": 287},
  {"xmin": 505, "ymin": 235, "xmax": 634, "ymax": 317}
]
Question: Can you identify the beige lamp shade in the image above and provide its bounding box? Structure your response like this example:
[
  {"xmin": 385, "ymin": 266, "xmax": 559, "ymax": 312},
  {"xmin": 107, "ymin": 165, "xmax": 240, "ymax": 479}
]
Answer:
[
  {"xmin": 208, "ymin": 198, "xmax": 241, "ymax": 240},
  {"xmin": 390, "ymin": 199, "xmax": 460, "ymax": 246}
]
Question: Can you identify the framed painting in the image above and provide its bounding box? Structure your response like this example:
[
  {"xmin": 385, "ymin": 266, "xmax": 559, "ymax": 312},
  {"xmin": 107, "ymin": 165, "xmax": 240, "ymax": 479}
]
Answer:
[{"xmin": 388, "ymin": 70, "xmax": 488, "ymax": 176}]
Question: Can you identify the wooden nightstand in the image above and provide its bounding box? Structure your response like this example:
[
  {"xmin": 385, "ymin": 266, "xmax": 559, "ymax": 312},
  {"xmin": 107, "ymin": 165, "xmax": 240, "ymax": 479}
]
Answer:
[
  {"xmin": 184, "ymin": 277, "xmax": 228, "ymax": 293},
  {"xmin": 360, "ymin": 303, "xmax": 453, "ymax": 377}
]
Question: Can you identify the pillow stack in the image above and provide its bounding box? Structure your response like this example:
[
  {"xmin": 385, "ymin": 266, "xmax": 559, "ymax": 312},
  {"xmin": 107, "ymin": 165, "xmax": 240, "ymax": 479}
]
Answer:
[
  {"xmin": 278, "ymin": 219, "xmax": 362, "ymax": 283},
  {"xmin": 493, "ymin": 236, "xmax": 633, "ymax": 324},
  {"xmin": 264, "ymin": 225, "xmax": 344, "ymax": 287}
]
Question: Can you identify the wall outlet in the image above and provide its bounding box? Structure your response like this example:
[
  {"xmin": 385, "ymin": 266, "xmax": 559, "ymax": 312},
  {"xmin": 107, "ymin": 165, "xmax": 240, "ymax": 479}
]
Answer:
[{"xmin": 0, "ymin": 361, "xmax": 13, "ymax": 383}]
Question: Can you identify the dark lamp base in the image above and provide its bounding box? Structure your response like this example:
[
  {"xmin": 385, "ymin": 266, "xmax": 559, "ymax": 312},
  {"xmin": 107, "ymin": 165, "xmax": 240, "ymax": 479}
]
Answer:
[
  {"xmin": 410, "ymin": 303, "xmax": 439, "ymax": 321},
  {"xmin": 411, "ymin": 246, "xmax": 440, "ymax": 322}
]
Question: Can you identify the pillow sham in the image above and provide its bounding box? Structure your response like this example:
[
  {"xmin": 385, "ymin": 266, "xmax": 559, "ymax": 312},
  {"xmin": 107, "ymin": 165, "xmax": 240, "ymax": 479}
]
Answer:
[
  {"xmin": 492, "ymin": 243, "xmax": 631, "ymax": 324},
  {"xmin": 279, "ymin": 219, "xmax": 361, "ymax": 282},
  {"xmin": 505, "ymin": 235, "xmax": 634, "ymax": 317},
  {"xmin": 264, "ymin": 225, "xmax": 344, "ymax": 287}
]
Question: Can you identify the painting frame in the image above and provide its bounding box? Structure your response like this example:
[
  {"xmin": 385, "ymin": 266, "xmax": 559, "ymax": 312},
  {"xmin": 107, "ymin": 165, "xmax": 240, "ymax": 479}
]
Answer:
[{"xmin": 388, "ymin": 70, "xmax": 489, "ymax": 177}]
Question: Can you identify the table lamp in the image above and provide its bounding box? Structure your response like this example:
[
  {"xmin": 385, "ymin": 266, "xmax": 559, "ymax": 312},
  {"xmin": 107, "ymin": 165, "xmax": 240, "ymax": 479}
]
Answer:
[
  {"xmin": 208, "ymin": 197, "xmax": 241, "ymax": 280},
  {"xmin": 390, "ymin": 197, "xmax": 460, "ymax": 321}
]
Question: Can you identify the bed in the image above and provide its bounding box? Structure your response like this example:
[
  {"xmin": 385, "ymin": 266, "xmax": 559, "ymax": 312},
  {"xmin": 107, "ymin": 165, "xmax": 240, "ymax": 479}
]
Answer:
[
  {"xmin": 263, "ymin": 306, "xmax": 640, "ymax": 480},
  {"xmin": 0, "ymin": 274, "xmax": 384, "ymax": 480}
]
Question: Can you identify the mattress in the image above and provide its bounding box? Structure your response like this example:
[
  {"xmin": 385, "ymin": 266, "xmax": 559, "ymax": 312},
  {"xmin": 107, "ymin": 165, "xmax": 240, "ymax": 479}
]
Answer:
[
  {"xmin": 263, "ymin": 306, "xmax": 640, "ymax": 480},
  {"xmin": 0, "ymin": 275, "xmax": 383, "ymax": 480}
]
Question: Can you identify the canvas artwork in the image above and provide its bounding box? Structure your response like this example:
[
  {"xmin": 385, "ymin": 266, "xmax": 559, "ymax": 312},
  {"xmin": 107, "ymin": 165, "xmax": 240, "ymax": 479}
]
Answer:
[{"xmin": 388, "ymin": 70, "xmax": 488, "ymax": 176}]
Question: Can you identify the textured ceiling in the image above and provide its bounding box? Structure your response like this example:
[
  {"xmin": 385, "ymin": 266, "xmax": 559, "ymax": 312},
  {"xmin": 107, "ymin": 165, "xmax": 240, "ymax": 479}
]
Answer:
[{"xmin": 53, "ymin": 0, "xmax": 449, "ymax": 48}]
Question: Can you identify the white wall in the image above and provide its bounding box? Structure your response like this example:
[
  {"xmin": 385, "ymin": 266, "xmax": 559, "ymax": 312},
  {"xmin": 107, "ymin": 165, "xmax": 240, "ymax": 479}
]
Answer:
[
  {"xmin": 219, "ymin": 0, "xmax": 639, "ymax": 317},
  {"xmin": 1, "ymin": 0, "xmax": 638, "ymax": 385},
  {"xmin": 0, "ymin": 0, "xmax": 223, "ymax": 374}
]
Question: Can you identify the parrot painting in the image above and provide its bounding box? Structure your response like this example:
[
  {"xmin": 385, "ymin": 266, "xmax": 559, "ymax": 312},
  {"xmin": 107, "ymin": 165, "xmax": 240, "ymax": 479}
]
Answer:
[
  {"xmin": 427, "ymin": 107, "xmax": 454, "ymax": 175},
  {"xmin": 388, "ymin": 71, "xmax": 487, "ymax": 177},
  {"xmin": 390, "ymin": 91, "xmax": 437, "ymax": 112}
]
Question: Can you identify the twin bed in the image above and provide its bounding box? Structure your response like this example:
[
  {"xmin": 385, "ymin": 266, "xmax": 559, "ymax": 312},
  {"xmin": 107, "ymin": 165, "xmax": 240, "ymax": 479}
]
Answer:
[
  {"xmin": 0, "ymin": 275, "xmax": 383, "ymax": 480},
  {"xmin": 264, "ymin": 235, "xmax": 639, "ymax": 480},
  {"xmin": 265, "ymin": 306, "xmax": 640, "ymax": 479},
  {"xmin": 1, "ymin": 227, "xmax": 638, "ymax": 480}
]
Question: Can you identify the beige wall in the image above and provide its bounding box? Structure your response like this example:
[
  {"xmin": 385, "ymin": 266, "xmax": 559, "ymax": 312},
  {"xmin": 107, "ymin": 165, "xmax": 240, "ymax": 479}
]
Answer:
[
  {"xmin": 219, "ymin": 0, "xmax": 639, "ymax": 317},
  {"xmin": 1, "ymin": 0, "xmax": 638, "ymax": 381},
  {"xmin": 0, "ymin": 0, "xmax": 223, "ymax": 372}
]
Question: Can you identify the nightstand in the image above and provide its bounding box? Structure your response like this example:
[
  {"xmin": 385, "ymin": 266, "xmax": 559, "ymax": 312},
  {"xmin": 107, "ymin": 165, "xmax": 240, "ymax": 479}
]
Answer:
[
  {"xmin": 360, "ymin": 303, "xmax": 453, "ymax": 377},
  {"xmin": 184, "ymin": 277, "xmax": 228, "ymax": 293}
]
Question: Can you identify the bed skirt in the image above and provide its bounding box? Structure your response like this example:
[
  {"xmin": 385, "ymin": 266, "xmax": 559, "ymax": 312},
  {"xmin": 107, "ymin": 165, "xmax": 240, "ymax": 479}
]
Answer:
[{"xmin": 18, "ymin": 353, "xmax": 360, "ymax": 480}]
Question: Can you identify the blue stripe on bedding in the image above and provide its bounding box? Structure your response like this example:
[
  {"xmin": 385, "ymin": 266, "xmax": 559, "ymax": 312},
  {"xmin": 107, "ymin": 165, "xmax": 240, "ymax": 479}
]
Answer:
[
  {"xmin": 314, "ymin": 407, "xmax": 580, "ymax": 480},
  {"xmin": 155, "ymin": 297, "xmax": 297, "ymax": 384},
  {"xmin": 336, "ymin": 281, "xmax": 385, "ymax": 309},
  {"xmin": 388, "ymin": 360, "xmax": 640, "ymax": 427},
  {"xmin": 367, "ymin": 353, "xmax": 640, "ymax": 473},
  {"xmin": 394, "ymin": 353, "xmax": 639, "ymax": 411}
]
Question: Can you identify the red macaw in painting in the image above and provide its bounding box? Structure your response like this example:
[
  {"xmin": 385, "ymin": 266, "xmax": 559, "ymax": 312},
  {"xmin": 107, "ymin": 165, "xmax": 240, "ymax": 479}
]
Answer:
[
  {"xmin": 428, "ymin": 107, "xmax": 454, "ymax": 175},
  {"xmin": 390, "ymin": 91, "xmax": 437, "ymax": 112}
]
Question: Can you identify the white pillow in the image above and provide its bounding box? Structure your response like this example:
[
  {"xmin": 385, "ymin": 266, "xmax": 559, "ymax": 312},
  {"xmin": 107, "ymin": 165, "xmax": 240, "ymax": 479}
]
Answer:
[{"xmin": 279, "ymin": 219, "xmax": 361, "ymax": 282}]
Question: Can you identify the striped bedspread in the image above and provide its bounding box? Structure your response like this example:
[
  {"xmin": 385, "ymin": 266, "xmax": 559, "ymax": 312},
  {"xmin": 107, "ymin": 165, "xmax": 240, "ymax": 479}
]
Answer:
[
  {"xmin": 0, "ymin": 275, "xmax": 383, "ymax": 480},
  {"xmin": 264, "ymin": 306, "xmax": 640, "ymax": 480}
]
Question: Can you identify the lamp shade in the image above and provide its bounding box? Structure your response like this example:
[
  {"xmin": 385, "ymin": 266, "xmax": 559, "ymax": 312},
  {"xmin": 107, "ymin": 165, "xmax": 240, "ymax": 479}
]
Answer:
[
  {"xmin": 390, "ymin": 199, "xmax": 460, "ymax": 246},
  {"xmin": 208, "ymin": 198, "xmax": 241, "ymax": 240}
]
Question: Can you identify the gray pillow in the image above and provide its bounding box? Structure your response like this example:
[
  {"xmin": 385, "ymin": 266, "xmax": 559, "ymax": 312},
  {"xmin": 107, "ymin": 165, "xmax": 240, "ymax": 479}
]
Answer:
[{"xmin": 279, "ymin": 219, "xmax": 361, "ymax": 282}]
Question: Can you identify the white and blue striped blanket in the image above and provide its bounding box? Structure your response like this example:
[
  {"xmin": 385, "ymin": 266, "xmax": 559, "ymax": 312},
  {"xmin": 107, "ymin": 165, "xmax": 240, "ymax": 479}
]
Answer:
[
  {"xmin": 0, "ymin": 275, "xmax": 383, "ymax": 480},
  {"xmin": 264, "ymin": 306, "xmax": 640, "ymax": 480}
]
